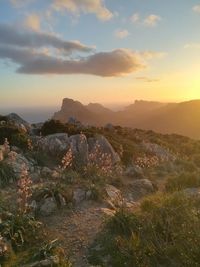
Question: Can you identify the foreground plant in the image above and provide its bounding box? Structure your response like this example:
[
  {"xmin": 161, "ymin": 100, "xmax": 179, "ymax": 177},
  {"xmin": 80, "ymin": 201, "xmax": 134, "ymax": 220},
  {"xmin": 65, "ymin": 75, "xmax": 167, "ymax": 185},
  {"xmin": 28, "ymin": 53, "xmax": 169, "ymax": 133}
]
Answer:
[
  {"xmin": 89, "ymin": 193, "xmax": 200, "ymax": 267},
  {"xmin": 17, "ymin": 164, "xmax": 32, "ymax": 214}
]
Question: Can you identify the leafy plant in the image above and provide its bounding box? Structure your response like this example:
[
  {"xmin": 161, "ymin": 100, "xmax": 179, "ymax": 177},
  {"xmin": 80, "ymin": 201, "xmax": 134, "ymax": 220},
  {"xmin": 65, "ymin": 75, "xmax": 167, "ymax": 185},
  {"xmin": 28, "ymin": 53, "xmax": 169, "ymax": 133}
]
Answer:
[
  {"xmin": 0, "ymin": 161, "xmax": 15, "ymax": 187},
  {"xmin": 0, "ymin": 212, "xmax": 43, "ymax": 250},
  {"xmin": 89, "ymin": 193, "xmax": 200, "ymax": 267}
]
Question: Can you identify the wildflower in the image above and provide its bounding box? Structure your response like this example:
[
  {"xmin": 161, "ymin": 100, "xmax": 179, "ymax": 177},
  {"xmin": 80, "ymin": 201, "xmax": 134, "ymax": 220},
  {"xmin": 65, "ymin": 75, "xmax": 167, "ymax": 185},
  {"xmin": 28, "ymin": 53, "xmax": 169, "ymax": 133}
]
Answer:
[
  {"xmin": 60, "ymin": 147, "xmax": 73, "ymax": 170},
  {"xmin": 27, "ymin": 138, "xmax": 33, "ymax": 151},
  {"xmin": 17, "ymin": 164, "xmax": 32, "ymax": 214}
]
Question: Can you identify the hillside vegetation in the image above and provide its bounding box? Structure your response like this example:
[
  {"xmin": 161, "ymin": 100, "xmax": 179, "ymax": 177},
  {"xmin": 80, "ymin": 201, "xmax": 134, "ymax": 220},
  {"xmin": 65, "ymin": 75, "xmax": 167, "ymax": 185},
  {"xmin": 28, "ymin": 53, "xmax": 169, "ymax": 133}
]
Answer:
[{"xmin": 1, "ymin": 115, "xmax": 200, "ymax": 266}]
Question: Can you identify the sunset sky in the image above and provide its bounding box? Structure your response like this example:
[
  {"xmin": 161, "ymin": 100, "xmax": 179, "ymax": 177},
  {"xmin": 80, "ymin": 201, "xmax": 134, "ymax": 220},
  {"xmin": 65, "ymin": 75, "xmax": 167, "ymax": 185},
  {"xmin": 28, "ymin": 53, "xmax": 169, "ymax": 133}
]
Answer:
[{"xmin": 1, "ymin": 0, "xmax": 200, "ymax": 109}]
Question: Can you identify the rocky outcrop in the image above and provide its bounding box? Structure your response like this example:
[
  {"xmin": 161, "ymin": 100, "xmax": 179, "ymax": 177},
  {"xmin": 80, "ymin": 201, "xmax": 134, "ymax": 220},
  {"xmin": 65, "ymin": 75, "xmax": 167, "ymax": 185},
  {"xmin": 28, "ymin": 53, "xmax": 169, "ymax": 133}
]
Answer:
[
  {"xmin": 69, "ymin": 134, "xmax": 88, "ymax": 165},
  {"xmin": 6, "ymin": 113, "xmax": 31, "ymax": 133},
  {"xmin": 128, "ymin": 179, "xmax": 155, "ymax": 201},
  {"xmin": 37, "ymin": 133, "xmax": 120, "ymax": 166},
  {"xmin": 105, "ymin": 184, "xmax": 123, "ymax": 208},
  {"xmin": 53, "ymin": 98, "xmax": 98, "ymax": 125},
  {"xmin": 5, "ymin": 152, "xmax": 33, "ymax": 178},
  {"xmin": 125, "ymin": 165, "xmax": 144, "ymax": 179},
  {"xmin": 36, "ymin": 133, "xmax": 70, "ymax": 156},
  {"xmin": 143, "ymin": 142, "xmax": 175, "ymax": 161},
  {"xmin": 88, "ymin": 135, "xmax": 120, "ymax": 165}
]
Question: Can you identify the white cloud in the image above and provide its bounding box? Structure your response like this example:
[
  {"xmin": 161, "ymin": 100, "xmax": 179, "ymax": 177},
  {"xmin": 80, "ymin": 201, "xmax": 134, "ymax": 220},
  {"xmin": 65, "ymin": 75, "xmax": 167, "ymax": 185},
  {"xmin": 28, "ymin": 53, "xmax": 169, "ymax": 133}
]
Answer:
[
  {"xmin": 130, "ymin": 13, "xmax": 140, "ymax": 23},
  {"xmin": 144, "ymin": 14, "xmax": 161, "ymax": 27},
  {"xmin": 184, "ymin": 43, "xmax": 200, "ymax": 49},
  {"xmin": 114, "ymin": 29, "xmax": 130, "ymax": 39},
  {"xmin": 0, "ymin": 23, "xmax": 165, "ymax": 77},
  {"xmin": 193, "ymin": 5, "xmax": 200, "ymax": 13},
  {"xmin": 52, "ymin": 0, "xmax": 113, "ymax": 21}
]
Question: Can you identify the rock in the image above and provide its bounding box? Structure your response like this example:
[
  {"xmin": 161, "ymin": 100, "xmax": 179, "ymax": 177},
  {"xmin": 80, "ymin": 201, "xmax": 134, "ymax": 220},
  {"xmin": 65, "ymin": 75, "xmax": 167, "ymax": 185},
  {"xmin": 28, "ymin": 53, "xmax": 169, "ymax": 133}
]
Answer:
[
  {"xmin": 69, "ymin": 134, "xmax": 88, "ymax": 165},
  {"xmin": 5, "ymin": 152, "xmax": 32, "ymax": 178},
  {"xmin": 143, "ymin": 142, "xmax": 175, "ymax": 161},
  {"xmin": 73, "ymin": 188, "xmax": 86, "ymax": 204},
  {"xmin": 129, "ymin": 179, "xmax": 155, "ymax": 201},
  {"xmin": 125, "ymin": 165, "xmax": 144, "ymax": 179},
  {"xmin": 105, "ymin": 184, "xmax": 123, "ymax": 208},
  {"xmin": 36, "ymin": 133, "xmax": 120, "ymax": 169},
  {"xmin": 88, "ymin": 135, "xmax": 120, "ymax": 165},
  {"xmin": 182, "ymin": 187, "xmax": 200, "ymax": 197},
  {"xmin": 37, "ymin": 133, "xmax": 70, "ymax": 156},
  {"xmin": 39, "ymin": 197, "xmax": 57, "ymax": 216},
  {"xmin": 6, "ymin": 113, "xmax": 31, "ymax": 133}
]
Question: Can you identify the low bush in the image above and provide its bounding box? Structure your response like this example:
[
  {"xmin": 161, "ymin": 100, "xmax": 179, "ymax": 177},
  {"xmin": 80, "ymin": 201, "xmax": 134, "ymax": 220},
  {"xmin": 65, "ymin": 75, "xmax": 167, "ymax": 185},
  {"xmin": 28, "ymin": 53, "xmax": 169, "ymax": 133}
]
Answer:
[
  {"xmin": 0, "ymin": 161, "xmax": 16, "ymax": 187},
  {"xmin": 89, "ymin": 193, "xmax": 200, "ymax": 267},
  {"xmin": 0, "ymin": 126, "xmax": 28, "ymax": 150},
  {"xmin": 165, "ymin": 172, "xmax": 200, "ymax": 192}
]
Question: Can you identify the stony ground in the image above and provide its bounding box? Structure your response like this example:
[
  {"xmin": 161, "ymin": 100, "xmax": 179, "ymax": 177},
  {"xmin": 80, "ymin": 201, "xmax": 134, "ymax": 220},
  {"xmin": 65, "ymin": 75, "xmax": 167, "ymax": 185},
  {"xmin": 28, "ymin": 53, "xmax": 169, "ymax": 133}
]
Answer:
[{"xmin": 42, "ymin": 201, "xmax": 115, "ymax": 267}]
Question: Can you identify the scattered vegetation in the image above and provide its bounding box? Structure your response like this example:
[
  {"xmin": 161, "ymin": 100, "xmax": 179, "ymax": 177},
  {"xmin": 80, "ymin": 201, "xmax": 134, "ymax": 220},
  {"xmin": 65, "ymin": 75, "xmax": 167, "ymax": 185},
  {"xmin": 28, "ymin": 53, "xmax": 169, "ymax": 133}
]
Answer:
[{"xmin": 89, "ymin": 193, "xmax": 200, "ymax": 267}]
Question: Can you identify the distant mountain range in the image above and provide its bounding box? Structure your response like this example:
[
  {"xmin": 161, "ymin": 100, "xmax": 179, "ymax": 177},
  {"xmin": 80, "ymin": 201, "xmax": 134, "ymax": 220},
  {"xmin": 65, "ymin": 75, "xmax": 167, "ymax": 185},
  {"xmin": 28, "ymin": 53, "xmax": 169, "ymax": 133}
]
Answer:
[{"xmin": 53, "ymin": 98, "xmax": 200, "ymax": 139}]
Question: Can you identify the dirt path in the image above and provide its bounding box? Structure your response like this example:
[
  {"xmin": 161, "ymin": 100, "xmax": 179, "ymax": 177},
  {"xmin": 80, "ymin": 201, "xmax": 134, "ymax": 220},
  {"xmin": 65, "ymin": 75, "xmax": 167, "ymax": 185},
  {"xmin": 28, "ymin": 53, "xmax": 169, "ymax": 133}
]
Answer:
[{"xmin": 42, "ymin": 201, "xmax": 113, "ymax": 266}]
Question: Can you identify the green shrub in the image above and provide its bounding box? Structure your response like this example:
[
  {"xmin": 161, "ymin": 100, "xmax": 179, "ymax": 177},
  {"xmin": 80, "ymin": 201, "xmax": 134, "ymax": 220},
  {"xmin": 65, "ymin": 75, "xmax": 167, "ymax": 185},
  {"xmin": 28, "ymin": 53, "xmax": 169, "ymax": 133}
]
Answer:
[
  {"xmin": 41, "ymin": 120, "xmax": 67, "ymax": 136},
  {"xmin": 0, "ymin": 161, "xmax": 16, "ymax": 187},
  {"xmin": 0, "ymin": 126, "xmax": 28, "ymax": 149},
  {"xmin": 89, "ymin": 193, "xmax": 200, "ymax": 267},
  {"xmin": 165, "ymin": 172, "xmax": 200, "ymax": 192},
  {"xmin": 0, "ymin": 212, "xmax": 43, "ymax": 250}
]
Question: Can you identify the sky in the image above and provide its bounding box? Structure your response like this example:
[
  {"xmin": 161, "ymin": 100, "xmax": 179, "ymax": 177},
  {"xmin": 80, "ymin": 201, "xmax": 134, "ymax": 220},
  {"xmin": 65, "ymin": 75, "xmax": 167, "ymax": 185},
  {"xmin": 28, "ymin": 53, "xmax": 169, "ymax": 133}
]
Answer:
[{"xmin": 1, "ymin": 0, "xmax": 200, "ymax": 112}]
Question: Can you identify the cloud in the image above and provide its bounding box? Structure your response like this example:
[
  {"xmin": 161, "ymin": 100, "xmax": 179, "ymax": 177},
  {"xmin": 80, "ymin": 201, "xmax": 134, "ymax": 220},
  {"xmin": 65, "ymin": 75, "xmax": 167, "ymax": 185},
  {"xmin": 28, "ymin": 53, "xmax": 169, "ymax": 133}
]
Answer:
[
  {"xmin": 10, "ymin": 0, "xmax": 34, "ymax": 8},
  {"xmin": 144, "ymin": 14, "xmax": 161, "ymax": 27},
  {"xmin": 52, "ymin": 0, "xmax": 113, "ymax": 21},
  {"xmin": 130, "ymin": 13, "xmax": 140, "ymax": 23},
  {"xmin": 136, "ymin": 76, "xmax": 160, "ymax": 83},
  {"xmin": 184, "ymin": 43, "xmax": 200, "ymax": 49},
  {"xmin": 140, "ymin": 51, "xmax": 167, "ymax": 60},
  {"xmin": 114, "ymin": 29, "xmax": 130, "ymax": 39},
  {"xmin": 193, "ymin": 5, "xmax": 200, "ymax": 13},
  {"xmin": 0, "ymin": 23, "xmax": 164, "ymax": 77},
  {"xmin": 0, "ymin": 46, "xmax": 145, "ymax": 76},
  {"xmin": 24, "ymin": 14, "xmax": 41, "ymax": 31},
  {"xmin": 0, "ymin": 23, "xmax": 93, "ymax": 54}
]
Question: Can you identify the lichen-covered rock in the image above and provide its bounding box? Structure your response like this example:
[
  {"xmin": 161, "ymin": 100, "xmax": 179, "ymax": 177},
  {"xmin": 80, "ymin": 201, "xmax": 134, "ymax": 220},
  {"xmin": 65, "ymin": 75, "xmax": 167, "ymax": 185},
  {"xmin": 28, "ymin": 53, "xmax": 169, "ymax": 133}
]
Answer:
[
  {"xmin": 37, "ymin": 133, "xmax": 70, "ymax": 156},
  {"xmin": 142, "ymin": 142, "xmax": 175, "ymax": 161},
  {"xmin": 88, "ymin": 135, "xmax": 120, "ymax": 165},
  {"xmin": 105, "ymin": 184, "xmax": 123, "ymax": 208},
  {"xmin": 69, "ymin": 134, "xmax": 88, "ymax": 165},
  {"xmin": 128, "ymin": 179, "xmax": 155, "ymax": 201},
  {"xmin": 5, "ymin": 152, "xmax": 32, "ymax": 178},
  {"xmin": 125, "ymin": 165, "xmax": 144, "ymax": 179}
]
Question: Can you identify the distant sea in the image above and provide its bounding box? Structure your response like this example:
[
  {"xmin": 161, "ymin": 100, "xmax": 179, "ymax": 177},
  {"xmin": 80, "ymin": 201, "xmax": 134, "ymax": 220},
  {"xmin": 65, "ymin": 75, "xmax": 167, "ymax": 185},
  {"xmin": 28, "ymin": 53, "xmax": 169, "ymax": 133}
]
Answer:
[{"xmin": 0, "ymin": 107, "xmax": 59, "ymax": 123}]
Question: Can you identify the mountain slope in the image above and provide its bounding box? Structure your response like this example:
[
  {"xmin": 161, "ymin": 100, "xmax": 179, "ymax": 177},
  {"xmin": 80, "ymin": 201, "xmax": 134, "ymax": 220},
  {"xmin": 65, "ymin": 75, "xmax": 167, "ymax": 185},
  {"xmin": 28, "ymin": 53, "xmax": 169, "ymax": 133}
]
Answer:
[{"xmin": 53, "ymin": 98, "xmax": 200, "ymax": 139}]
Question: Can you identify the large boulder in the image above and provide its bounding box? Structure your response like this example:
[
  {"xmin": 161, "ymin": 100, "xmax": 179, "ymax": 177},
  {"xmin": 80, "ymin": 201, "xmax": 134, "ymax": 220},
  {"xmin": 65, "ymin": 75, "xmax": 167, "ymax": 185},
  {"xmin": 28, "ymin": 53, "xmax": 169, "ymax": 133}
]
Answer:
[
  {"xmin": 69, "ymin": 134, "xmax": 88, "ymax": 165},
  {"xmin": 128, "ymin": 179, "xmax": 155, "ymax": 201},
  {"xmin": 125, "ymin": 165, "xmax": 144, "ymax": 179},
  {"xmin": 88, "ymin": 135, "xmax": 120, "ymax": 165},
  {"xmin": 142, "ymin": 142, "xmax": 175, "ymax": 161},
  {"xmin": 37, "ymin": 133, "xmax": 70, "ymax": 156},
  {"xmin": 36, "ymin": 133, "xmax": 120, "ymax": 168},
  {"xmin": 105, "ymin": 184, "xmax": 123, "ymax": 208},
  {"xmin": 6, "ymin": 113, "xmax": 31, "ymax": 133},
  {"xmin": 4, "ymin": 152, "xmax": 32, "ymax": 178}
]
